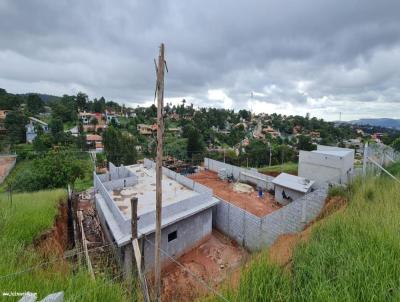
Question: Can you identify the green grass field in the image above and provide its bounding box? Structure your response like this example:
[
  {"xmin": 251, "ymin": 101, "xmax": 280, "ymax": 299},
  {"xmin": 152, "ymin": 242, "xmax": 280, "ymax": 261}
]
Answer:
[
  {"xmin": 0, "ymin": 190, "xmax": 130, "ymax": 301},
  {"xmin": 258, "ymin": 162, "xmax": 298, "ymax": 175},
  {"xmin": 205, "ymin": 176, "xmax": 400, "ymax": 301}
]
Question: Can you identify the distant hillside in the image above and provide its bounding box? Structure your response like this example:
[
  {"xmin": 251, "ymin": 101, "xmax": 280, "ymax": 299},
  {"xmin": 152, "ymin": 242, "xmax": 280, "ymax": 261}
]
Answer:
[
  {"xmin": 17, "ymin": 93, "xmax": 61, "ymax": 103},
  {"xmin": 350, "ymin": 118, "xmax": 400, "ymax": 130}
]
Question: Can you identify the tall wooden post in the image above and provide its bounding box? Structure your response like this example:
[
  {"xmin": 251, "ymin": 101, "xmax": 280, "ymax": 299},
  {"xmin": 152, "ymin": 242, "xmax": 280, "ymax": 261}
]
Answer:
[
  {"xmin": 131, "ymin": 197, "xmax": 138, "ymax": 240},
  {"xmin": 155, "ymin": 43, "xmax": 165, "ymax": 302}
]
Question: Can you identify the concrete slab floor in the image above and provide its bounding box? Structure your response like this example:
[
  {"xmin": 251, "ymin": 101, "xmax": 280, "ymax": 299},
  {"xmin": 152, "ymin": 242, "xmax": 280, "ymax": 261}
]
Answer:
[{"xmin": 110, "ymin": 164, "xmax": 199, "ymax": 217}]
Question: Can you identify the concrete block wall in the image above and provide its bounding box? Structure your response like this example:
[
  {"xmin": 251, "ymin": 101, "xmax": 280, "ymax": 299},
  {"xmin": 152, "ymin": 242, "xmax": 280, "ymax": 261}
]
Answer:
[
  {"xmin": 142, "ymin": 208, "xmax": 213, "ymax": 272},
  {"xmin": 204, "ymin": 158, "xmax": 274, "ymax": 190},
  {"xmin": 144, "ymin": 158, "xmax": 213, "ymax": 196},
  {"xmin": 94, "ymin": 173, "xmax": 129, "ymax": 233},
  {"xmin": 213, "ymin": 187, "xmax": 327, "ymax": 251},
  {"xmin": 102, "ymin": 176, "xmax": 138, "ymax": 190}
]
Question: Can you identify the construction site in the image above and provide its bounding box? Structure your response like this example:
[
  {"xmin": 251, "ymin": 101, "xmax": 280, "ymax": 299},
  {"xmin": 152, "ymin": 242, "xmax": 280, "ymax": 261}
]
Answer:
[
  {"xmin": 82, "ymin": 145, "xmax": 353, "ymax": 300},
  {"xmin": 189, "ymin": 169, "xmax": 281, "ymax": 217}
]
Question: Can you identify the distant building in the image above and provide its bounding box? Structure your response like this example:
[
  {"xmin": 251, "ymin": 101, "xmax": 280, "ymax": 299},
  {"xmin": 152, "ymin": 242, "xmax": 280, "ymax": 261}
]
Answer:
[
  {"xmin": 371, "ymin": 133, "xmax": 384, "ymax": 142},
  {"xmin": 344, "ymin": 138, "xmax": 363, "ymax": 151},
  {"xmin": 105, "ymin": 110, "xmax": 120, "ymax": 125},
  {"xmin": 79, "ymin": 112, "xmax": 97, "ymax": 125},
  {"xmin": 86, "ymin": 134, "xmax": 103, "ymax": 151},
  {"xmin": 299, "ymin": 145, "xmax": 354, "ymax": 187},
  {"xmin": 26, "ymin": 117, "xmax": 49, "ymax": 143},
  {"xmin": 309, "ymin": 131, "xmax": 320, "ymax": 138},
  {"xmin": 137, "ymin": 123, "xmax": 157, "ymax": 135},
  {"xmin": 262, "ymin": 126, "xmax": 280, "ymax": 138},
  {"xmin": 272, "ymin": 173, "xmax": 315, "ymax": 205},
  {"xmin": 0, "ymin": 110, "xmax": 9, "ymax": 120},
  {"xmin": 292, "ymin": 125, "xmax": 302, "ymax": 135},
  {"xmin": 167, "ymin": 127, "xmax": 182, "ymax": 135},
  {"xmin": 0, "ymin": 110, "xmax": 10, "ymax": 134},
  {"xmin": 66, "ymin": 126, "xmax": 79, "ymax": 137}
]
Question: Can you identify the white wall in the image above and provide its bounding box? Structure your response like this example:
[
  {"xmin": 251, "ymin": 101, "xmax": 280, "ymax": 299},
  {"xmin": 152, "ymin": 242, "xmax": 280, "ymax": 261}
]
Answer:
[{"xmin": 299, "ymin": 149, "xmax": 354, "ymax": 186}]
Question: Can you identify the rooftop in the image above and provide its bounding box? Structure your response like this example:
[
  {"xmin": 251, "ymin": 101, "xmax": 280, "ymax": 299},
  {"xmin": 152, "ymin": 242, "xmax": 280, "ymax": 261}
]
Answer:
[
  {"xmin": 112, "ymin": 164, "xmax": 200, "ymax": 217},
  {"xmin": 28, "ymin": 116, "xmax": 48, "ymax": 126},
  {"xmin": 272, "ymin": 173, "xmax": 314, "ymax": 193},
  {"xmin": 86, "ymin": 134, "xmax": 102, "ymax": 141}
]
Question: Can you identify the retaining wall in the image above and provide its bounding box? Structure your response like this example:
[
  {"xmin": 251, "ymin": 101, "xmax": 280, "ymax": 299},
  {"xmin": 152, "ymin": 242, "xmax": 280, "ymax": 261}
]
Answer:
[{"xmin": 213, "ymin": 188, "xmax": 327, "ymax": 251}]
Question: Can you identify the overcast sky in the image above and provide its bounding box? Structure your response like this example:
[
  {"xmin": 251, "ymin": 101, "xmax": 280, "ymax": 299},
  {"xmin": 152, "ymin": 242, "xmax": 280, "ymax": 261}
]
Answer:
[{"xmin": 1, "ymin": 0, "xmax": 400, "ymax": 121}]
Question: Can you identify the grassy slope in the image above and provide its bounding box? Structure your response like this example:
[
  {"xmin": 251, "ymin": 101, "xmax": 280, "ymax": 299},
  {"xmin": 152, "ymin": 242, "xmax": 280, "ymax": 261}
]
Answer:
[
  {"xmin": 258, "ymin": 162, "xmax": 298, "ymax": 175},
  {"xmin": 206, "ymin": 176, "xmax": 400, "ymax": 301},
  {"xmin": 0, "ymin": 190, "xmax": 128, "ymax": 301}
]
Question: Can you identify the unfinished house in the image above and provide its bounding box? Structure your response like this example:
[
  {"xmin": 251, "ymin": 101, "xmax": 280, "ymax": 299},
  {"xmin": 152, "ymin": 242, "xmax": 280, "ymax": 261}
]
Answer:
[
  {"xmin": 299, "ymin": 145, "xmax": 354, "ymax": 187},
  {"xmin": 94, "ymin": 160, "xmax": 217, "ymax": 272},
  {"xmin": 190, "ymin": 158, "xmax": 328, "ymax": 252},
  {"xmin": 272, "ymin": 173, "xmax": 315, "ymax": 205}
]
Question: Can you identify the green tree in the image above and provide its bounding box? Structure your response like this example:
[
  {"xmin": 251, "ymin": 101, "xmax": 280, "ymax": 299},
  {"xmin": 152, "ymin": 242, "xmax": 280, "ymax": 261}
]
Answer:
[
  {"xmin": 90, "ymin": 117, "xmax": 98, "ymax": 132},
  {"xmin": 186, "ymin": 127, "xmax": 205, "ymax": 159},
  {"xmin": 103, "ymin": 126, "xmax": 137, "ymax": 165},
  {"xmin": 26, "ymin": 94, "xmax": 44, "ymax": 114},
  {"xmin": 297, "ymin": 135, "xmax": 316, "ymax": 151},
  {"xmin": 0, "ymin": 89, "xmax": 23, "ymax": 110},
  {"xmin": 12, "ymin": 151, "xmax": 86, "ymax": 191},
  {"xmin": 392, "ymin": 138, "xmax": 400, "ymax": 152},
  {"xmin": 49, "ymin": 118, "xmax": 64, "ymax": 138},
  {"xmin": 33, "ymin": 133, "xmax": 53, "ymax": 152},
  {"xmin": 76, "ymin": 92, "xmax": 88, "ymax": 111},
  {"xmin": 5, "ymin": 111, "xmax": 26, "ymax": 145}
]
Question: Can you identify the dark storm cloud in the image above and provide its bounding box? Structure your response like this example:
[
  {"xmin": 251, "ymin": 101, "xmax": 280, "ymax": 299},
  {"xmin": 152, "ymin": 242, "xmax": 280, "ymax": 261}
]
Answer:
[{"xmin": 1, "ymin": 0, "xmax": 400, "ymax": 120}]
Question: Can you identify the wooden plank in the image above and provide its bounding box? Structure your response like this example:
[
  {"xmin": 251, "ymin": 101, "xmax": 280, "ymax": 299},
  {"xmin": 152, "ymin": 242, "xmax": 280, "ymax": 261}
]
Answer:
[
  {"xmin": 132, "ymin": 239, "xmax": 150, "ymax": 302},
  {"xmin": 77, "ymin": 211, "xmax": 95, "ymax": 279}
]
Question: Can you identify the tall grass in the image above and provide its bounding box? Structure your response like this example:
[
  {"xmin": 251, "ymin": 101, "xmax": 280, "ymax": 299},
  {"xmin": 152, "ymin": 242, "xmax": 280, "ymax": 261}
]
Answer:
[
  {"xmin": 258, "ymin": 162, "xmax": 298, "ymax": 175},
  {"xmin": 0, "ymin": 190, "xmax": 129, "ymax": 301},
  {"xmin": 206, "ymin": 176, "xmax": 400, "ymax": 301}
]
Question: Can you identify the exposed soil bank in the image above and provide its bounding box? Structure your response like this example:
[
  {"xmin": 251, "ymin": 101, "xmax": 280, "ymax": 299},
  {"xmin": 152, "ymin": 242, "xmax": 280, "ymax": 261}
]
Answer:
[{"xmin": 34, "ymin": 202, "xmax": 69, "ymax": 258}]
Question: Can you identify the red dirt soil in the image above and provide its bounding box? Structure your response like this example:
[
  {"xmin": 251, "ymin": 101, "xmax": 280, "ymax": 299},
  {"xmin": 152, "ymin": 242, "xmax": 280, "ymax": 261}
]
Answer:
[
  {"xmin": 189, "ymin": 170, "xmax": 281, "ymax": 217},
  {"xmin": 160, "ymin": 231, "xmax": 248, "ymax": 302},
  {"xmin": 34, "ymin": 202, "xmax": 69, "ymax": 258},
  {"xmin": 0, "ymin": 156, "xmax": 15, "ymax": 180}
]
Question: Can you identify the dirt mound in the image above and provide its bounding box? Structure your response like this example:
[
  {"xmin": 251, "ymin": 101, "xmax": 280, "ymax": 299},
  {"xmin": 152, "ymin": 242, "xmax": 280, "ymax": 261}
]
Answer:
[
  {"xmin": 160, "ymin": 232, "xmax": 248, "ymax": 302},
  {"xmin": 268, "ymin": 196, "xmax": 347, "ymax": 269}
]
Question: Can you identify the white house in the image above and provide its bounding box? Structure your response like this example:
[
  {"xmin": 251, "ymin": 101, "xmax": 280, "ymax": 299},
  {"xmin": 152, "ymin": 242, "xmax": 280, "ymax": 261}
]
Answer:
[
  {"xmin": 26, "ymin": 117, "xmax": 49, "ymax": 143},
  {"xmin": 298, "ymin": 145, "xmax": 355, "ymax": 187},
  {"xmin": 272, "ymin": 173, "xmax": 314, "ymax": 205}
]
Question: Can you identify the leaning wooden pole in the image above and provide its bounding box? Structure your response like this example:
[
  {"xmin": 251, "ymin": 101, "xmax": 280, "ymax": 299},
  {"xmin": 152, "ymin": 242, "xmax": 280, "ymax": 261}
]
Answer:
[{"xmin": 155, "ymin": 43, "xmax": 165, "ymax": 302}]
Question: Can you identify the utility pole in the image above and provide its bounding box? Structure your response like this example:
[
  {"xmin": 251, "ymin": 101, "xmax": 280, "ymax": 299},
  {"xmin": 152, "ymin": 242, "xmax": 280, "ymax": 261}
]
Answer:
[
  {"xmin": 269, "ymin": 143, "xmax": 272, "ymax": 167},
  {"xmin": 155, "ymin": 43, "xmax": 165, "ymax": 302}
]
